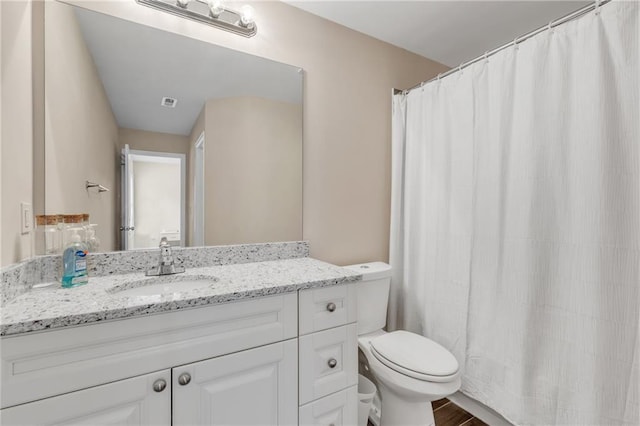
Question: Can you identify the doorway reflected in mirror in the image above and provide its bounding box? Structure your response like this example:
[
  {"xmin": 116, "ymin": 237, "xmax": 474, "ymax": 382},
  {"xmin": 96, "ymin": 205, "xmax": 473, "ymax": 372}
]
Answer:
[{"xmin": 121, "ymin": 147, "xmax": 186, "ymax": 250}]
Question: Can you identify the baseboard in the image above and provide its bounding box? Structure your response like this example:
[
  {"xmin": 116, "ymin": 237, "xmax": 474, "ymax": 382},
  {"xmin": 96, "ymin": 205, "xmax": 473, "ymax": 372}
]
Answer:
[{"xmin": 448, "ymin": 391, "xmax": 513, "ymax": 426}]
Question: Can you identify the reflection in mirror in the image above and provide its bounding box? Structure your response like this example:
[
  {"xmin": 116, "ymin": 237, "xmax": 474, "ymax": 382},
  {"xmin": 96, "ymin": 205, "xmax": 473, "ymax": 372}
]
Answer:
[
  {"xmin": 122, "ymin": 149, "xmax": 186, "ymax": 250},
  {"xmin": 42, "ymin": 1, "xmax": 303, "ymax": 253}
]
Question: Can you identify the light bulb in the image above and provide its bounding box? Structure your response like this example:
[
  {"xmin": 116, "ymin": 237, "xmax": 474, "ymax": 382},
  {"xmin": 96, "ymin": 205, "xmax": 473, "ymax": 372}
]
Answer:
[
  {"xmin": 207, "ymin": 0, "xmax": 225, "ymax": 18},
  {"xmin": 176, "ymin": 0, "xmax": 190, "ymax": 8},
  {"xmin": 240, "ymin": 5, "xmax": 255, "ymax": 28}
]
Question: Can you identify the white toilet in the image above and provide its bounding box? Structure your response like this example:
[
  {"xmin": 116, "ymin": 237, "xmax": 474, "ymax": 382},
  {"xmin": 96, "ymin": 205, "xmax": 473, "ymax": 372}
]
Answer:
[{"xmin": 345, "ymin": 262, "xmax": 461, "ymax": 426}]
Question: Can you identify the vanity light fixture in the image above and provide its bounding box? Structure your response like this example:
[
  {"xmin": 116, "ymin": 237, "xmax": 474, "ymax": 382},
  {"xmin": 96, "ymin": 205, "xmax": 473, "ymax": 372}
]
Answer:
[{"xmin": 135, "ymin": 0, "xmax": 257, "ymax": 37}]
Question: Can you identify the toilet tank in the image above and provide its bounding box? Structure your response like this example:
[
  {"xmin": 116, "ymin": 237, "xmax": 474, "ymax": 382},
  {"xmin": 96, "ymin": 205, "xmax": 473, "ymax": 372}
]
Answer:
[{"xmin": 344, "ymin": 262, "xmax": 392, "ymax": 335}]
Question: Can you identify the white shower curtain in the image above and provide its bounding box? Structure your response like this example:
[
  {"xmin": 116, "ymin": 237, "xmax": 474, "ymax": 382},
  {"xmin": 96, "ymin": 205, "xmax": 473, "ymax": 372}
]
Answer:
[{"xmin": 390, "ymin": 2, "xmax": 639, "ymax": 425}]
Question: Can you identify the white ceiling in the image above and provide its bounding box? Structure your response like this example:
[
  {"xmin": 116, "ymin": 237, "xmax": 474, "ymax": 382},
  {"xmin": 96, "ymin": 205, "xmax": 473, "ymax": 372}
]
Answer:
[
  {"xmin": 285, "ymin": 1, "xmax": 590, "ymax": 67},
  {"xmin": 74, "ymin": 8, "xmax": 302, "ymax": 136},
  {"xmin": 72, "ymin": 1, "xmax": 591, "ymax": 135}
]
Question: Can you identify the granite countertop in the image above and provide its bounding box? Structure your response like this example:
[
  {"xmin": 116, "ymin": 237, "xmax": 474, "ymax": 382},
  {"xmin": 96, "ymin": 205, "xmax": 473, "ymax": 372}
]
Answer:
[{"xmin": 0, "ymin": 257, "xmax": 362, "ymax": 336}]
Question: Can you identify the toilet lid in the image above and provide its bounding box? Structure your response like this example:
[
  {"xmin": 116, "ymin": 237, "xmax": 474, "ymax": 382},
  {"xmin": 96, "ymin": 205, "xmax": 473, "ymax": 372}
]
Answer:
[{"xmin": 370, "ymin": 331, "xmax": 459, "ymax": 382}]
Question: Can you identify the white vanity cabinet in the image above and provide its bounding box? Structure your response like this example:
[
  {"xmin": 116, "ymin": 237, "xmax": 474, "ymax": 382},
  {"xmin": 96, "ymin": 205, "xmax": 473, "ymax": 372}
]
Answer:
[
  {"xmin": 298, "ymin": 284, "xmax": 358, "ymax": 426},
  {"xmin": 173, "ymin": 340, "xmax": 298, "ymax": 426},
  {"xmin": 1, "ymin": 293, "xmax": 298, "ymax": 426},
  {"xmin": 1, "ymin": 341, "xmax": 298, "ymax": 426},
  {"xmin": 0, "ymin": 283, "xmax": 358, "ymax": 426}
]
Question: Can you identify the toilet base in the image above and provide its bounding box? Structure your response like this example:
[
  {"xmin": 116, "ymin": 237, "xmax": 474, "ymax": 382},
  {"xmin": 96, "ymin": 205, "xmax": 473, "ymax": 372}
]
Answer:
[
  {"xmin": 358, "ymin": 331, "xmax": 460, "ymax": 426},
  {"xmin": 378, "ymin": 380, "xmax": 435, "ymax": 426}
]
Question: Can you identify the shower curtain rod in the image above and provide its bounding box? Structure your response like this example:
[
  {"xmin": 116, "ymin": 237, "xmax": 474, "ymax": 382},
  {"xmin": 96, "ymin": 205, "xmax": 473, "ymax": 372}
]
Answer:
[{"xmin": 399, "ymin": 0, "xmax": 611, "ymax": 95}]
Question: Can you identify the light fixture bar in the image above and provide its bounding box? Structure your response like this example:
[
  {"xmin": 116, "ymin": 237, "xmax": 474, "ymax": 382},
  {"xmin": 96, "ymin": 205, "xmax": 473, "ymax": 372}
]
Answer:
[{"xmin": 135, "ymin": 0, "xmax": 257, "ymax": 38}]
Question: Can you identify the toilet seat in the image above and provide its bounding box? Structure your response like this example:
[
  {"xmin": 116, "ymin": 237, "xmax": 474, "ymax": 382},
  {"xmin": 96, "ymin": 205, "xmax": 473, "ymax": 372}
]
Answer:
[{"xmin": 370, "ymin": 331, "xmax": 459, "ymax": 383}]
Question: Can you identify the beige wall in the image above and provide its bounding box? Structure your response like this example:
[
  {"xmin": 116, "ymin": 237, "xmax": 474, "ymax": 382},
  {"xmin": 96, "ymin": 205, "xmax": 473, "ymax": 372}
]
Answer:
[
  {"xmin": 44, "ymin": 0, "xmax": 119, "ymax": 252},
  {"xmin": 32, "ymin": 0, "xmax": 45, "ymax": 231},
  {"xmin": 1, "ymin": 0, "xmax": 448, "ymax": 267},
  {"xmin": 203, "ymin": 97, "xmax": 302, "ymax": 245},
  {"xmin": 119, "ymin": 127, "xmax": 189, "ymax": 156},
  {"xmin": 1, "ymin": 0, "xmax": 3, "ymax": 265},
  {"xmin": 69, "ymin": 0, "xmax": 448, "ymax": 265},
  {"xmin": 1, "ymin": 1, "xmax": 34, "ymax": 266}
]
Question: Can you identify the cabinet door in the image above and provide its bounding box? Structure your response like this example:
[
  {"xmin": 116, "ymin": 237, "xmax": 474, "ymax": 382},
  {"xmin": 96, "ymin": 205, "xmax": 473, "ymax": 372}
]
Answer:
[
  {"xmin": 0, "ymin": 370, "xmax": 170, "ymax": 426},
  {"xmin": 173, "ymin": 339, "xmax": 297, "ymax": 426},
  {"xmin": 299, "ymin": 324, "xmax": 358, "ymax": 404},
  {"xmin": 299, "ymin": 386, "xmax": 357, "ymax": 426}
]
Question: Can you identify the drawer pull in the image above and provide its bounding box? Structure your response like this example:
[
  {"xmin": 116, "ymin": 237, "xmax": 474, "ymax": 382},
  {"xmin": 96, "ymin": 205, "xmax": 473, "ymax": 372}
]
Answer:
[
  {"xmin": 326, "ymin": 302, "xmax": 337, "ymax": 312},
  {"xmin": 178, "ymin": 373, "xmax": 191, "ymax": 386},
  {"xmin": 327, "ymin": 358, "xmax": 338, "ymax": 369},
  {"xmin": 153, "ymin": 379, "xmax": 167, "ymax": 392}
]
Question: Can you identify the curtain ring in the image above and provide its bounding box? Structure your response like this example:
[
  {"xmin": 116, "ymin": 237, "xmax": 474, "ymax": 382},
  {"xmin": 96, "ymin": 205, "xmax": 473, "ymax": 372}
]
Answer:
[
  {"xmin": 483, "ymin": 51, "xmax": 489, "ymax": 63},
  {"xmin": 594, "ymin": 0, "xmax": 601, "ymax": 15},
  {"xmin": 513, "ymin": 37, "xmax": 520, "ymax": 51},
  {"xmin": 548, "ymin": 21, "xmax": 554, "ymax": 34},
  {"xmin": 420, "ymin": 81, "xmax": 425, "ymax": 91}
]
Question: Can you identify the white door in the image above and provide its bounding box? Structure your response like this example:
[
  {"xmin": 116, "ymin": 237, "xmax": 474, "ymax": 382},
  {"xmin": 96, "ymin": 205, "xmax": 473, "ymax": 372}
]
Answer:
[
  {"xmin": 129, "ymin": 151, "xmax": 185, "ymax": 249},
  {"xmin": 193, "ymin": 132, "xmax": 205, "ymax": 246},
  {"xmin": 121, "ymin": 148, "xmax": 186, "ymax": 250},
  {"xmin": 0, "ymin": 369, "xmax": 171, "ymax": 426},
  {"xmin": 120, "ymin": 144, "xmax": 135, "ymax": 250},
  {"xmin": 173, "ymin": 340, "xmax": 298, "ymax": 426}
]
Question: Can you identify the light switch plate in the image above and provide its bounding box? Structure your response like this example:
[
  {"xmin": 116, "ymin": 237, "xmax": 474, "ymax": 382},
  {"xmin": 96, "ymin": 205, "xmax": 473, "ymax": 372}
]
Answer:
[{"xmin": 21, "ymin": 202, "xmax": 32, "ymax": 234}]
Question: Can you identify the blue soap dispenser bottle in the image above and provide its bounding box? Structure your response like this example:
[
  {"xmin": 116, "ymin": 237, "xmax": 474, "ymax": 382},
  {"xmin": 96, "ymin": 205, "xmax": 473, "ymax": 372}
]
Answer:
[{"xmin": 61, "ymin": 230, "xmax": 89, "ymax": 288}]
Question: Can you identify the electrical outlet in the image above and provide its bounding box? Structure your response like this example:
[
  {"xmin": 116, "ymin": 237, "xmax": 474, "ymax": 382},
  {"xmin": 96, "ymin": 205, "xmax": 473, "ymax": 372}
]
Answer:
[{"xmin": 21, "ymin": 202, "xmax": 32, "ymax": 234}]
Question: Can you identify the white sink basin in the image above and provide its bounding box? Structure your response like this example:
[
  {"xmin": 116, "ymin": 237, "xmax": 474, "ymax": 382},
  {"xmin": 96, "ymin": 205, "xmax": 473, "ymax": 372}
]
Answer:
[{"xmin": 108, "ymin": 275, "xmax": 218, "ymax": 298}]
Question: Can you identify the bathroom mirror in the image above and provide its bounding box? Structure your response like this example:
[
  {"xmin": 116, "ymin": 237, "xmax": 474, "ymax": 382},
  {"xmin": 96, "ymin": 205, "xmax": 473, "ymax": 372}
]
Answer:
[{"xmin": 42, "ymin": 1, "xmax": 303, "ymax": 253}]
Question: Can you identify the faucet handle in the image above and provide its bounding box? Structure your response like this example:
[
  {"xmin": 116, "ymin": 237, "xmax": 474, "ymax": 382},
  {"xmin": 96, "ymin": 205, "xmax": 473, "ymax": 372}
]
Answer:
[
  {"xmin": 159, "ymin": 237, "xmax": 173, "ymax": 266},
  {"xmin": 146, "ymin": 237, "xmax": 184, "ymax": 276}
]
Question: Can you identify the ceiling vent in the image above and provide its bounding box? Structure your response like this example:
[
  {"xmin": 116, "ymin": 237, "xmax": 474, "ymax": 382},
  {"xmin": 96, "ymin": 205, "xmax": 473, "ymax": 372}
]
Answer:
[{"xmin": 161, "ymin": 97, "xmax": 177, "ymax": 108}]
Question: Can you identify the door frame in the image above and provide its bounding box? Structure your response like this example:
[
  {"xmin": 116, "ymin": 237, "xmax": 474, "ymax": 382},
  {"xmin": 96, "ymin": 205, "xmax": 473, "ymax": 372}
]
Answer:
[
  {"xmin": 193, "ymin": 132, "xmax": 205, "ymax": 247},
  {"xmin": 125, "ymin": 149, "xmax": 187, "ymax": 248}
]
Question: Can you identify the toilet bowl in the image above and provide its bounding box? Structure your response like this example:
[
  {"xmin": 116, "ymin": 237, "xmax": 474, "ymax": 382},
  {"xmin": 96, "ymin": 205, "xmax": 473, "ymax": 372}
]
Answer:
[
  {"xmin": 358, "ymin": 330, "xmax": 461, "ymax": 426},
  {"xmin": 345, "ymin": 263, "xmax": 461, "ymax": 426}
]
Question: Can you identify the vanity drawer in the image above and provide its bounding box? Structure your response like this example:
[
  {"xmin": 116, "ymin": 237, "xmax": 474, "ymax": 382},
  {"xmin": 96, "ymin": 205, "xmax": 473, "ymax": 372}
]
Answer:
[
  {"xmin": 299, "ymin": 283, "xmax": 357, "ymax": 335},
  {"xmin": 299, "ymin": 386, "xmax": 357, "ymax": 426},
  {"xmin": 0, "ymin": 293, "xmax": 297, "ymax": 409},
  {"xmin": 299, "ymin": 323, "xmax": 358, "ymax": 405}
]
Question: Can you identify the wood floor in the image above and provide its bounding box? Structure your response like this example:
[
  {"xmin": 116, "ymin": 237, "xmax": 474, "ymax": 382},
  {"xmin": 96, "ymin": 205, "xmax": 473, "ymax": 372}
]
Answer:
[{"xmin": 433, "ymin": 398, "xmax": 488, "ymax": 426}]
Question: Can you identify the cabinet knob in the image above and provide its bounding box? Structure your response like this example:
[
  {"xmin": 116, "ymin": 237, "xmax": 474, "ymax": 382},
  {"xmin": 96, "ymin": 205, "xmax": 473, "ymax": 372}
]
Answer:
[
  {"xmin": 153, "ymin": 379, "xmax": 167, "ymax": 392},
  {"xmin": 328, "ymin": 358, "xmax": 338, "ymax": 369},
  {"xmin": 326, "ymin": 302, "xmax": 336, "ymax": 312},
  {"xmin": 178, "ymin": 372, "xmax": 192, "ymax": 386}
]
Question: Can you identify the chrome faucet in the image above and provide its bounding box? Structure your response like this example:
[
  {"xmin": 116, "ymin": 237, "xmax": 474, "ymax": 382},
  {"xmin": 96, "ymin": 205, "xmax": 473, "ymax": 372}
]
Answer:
[{"xmin": 146, "ymin": 237, "xmax": 185, "ymax": 276}]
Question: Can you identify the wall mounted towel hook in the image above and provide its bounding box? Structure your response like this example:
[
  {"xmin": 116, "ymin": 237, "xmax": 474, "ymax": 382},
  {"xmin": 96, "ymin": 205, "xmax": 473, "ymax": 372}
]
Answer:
[{"xmin": 86, "ymin": 181, "xmax": 110, "ymax": 193}]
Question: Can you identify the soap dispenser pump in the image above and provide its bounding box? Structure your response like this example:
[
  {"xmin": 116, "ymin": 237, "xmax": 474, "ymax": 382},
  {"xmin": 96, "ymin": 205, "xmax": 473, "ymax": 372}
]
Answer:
[{"xmin": 61, "ymin": 230, "xmax": 89, "ymax": 288}]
